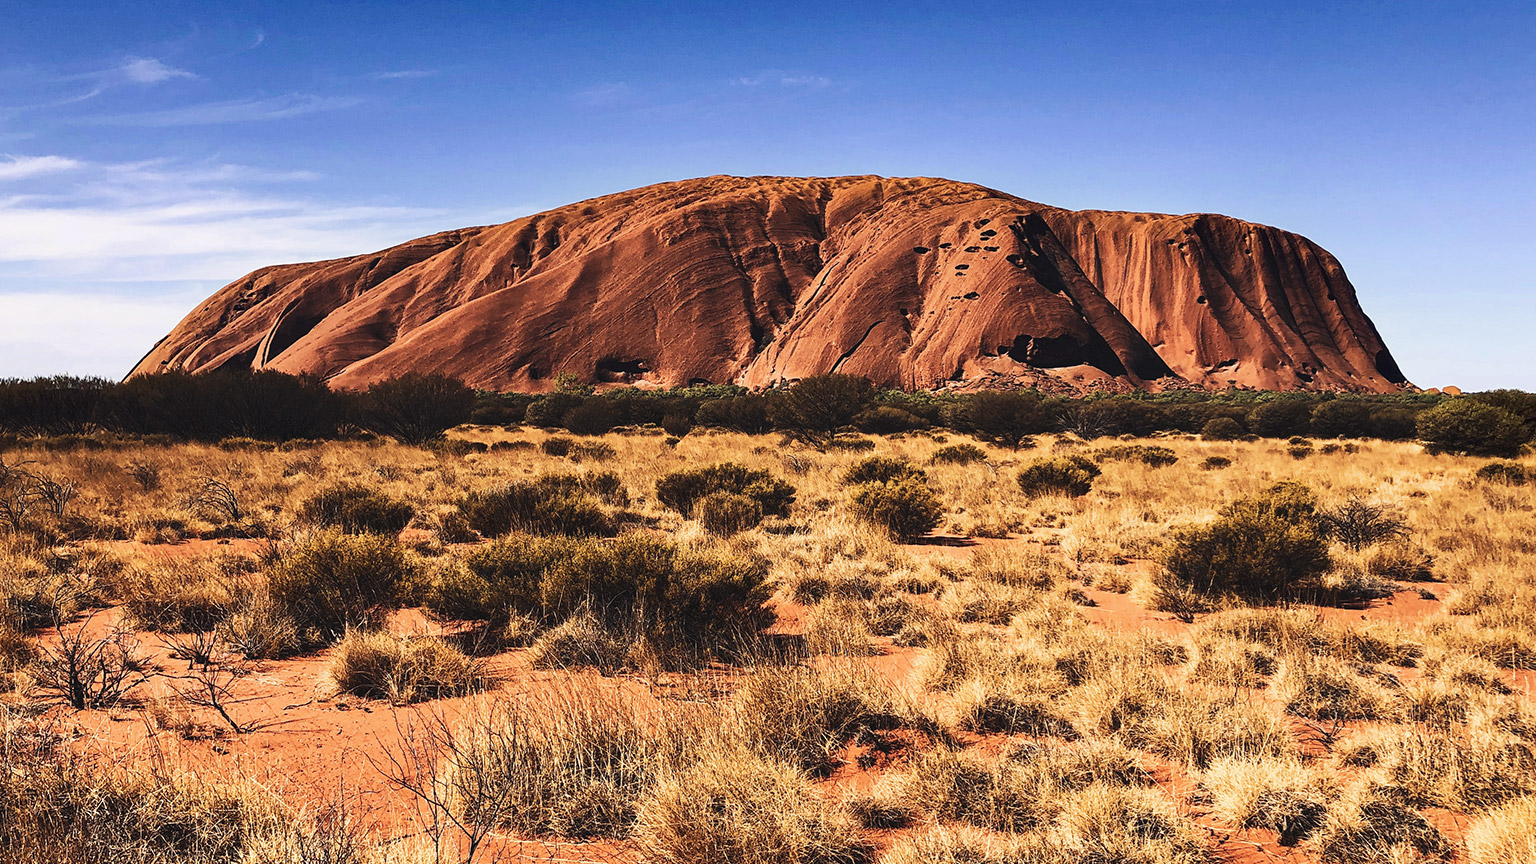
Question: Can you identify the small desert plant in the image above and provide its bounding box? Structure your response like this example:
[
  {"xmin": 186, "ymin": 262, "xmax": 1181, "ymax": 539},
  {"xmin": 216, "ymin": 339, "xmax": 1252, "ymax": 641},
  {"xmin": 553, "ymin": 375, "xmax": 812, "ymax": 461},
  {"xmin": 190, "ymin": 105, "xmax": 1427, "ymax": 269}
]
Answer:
[
  {"xmin": 440, "ymin": 690, "xmax": 698, "ymax": 839},
  {"xmin": 1312, "ymin": 785, "xmax": 1451, "ymax": 864},
  {"xmin": 1161, "ymin": 481, "xmax": 1331, "ymax": 600},
  {"xmin": 696, "ymin": 490, "xmax": 763, "ymax": 536},
  {"xmin": 328, "ymin": 630, "xmax": 481, "ymax": 704},
  {"xmin": 636, "ymin": 750, "xmax": 869, "ymax": 864},
  {"xmin": 116, "ymin": 554, "xmax": 247, "ymax": 632},
  {"xmin": 1200, "ymin": 455, "xmax": 1232, "ymax": 470},
  {"xmin": 266, "ymin": 529, "xmax": 417, "ymax": 643},
  {"xmin": 1049, "ymin": 783, "xmax": 1208, "ymax": 864},
  {"xmin": 1466, "ymin": 795, "xmax": 1536, "ymax": 864},
  {"xmin": 1274, "ymin": 655, "xmax": 1400, "ymax": 722},
  {"xmin": 655, "ymin": 463, "xmax": 795, "ymax": 517},
  {"xmin": 540, "ymin": 436, "xmax": 573, "ymax": 456},
  {"xmin": 1318, "ymin": 495, "xmax": 1409, "ymax": 550},
  {"xmin": 1475, "ymin": 460, "xmax": 1532, "ymax": 485},
  {"xmin": 894, "ymin": 748, "xmax": 1049, "ymax": 831},
  {"xmin": 969, "ymin": 544, "xmax": 1065, "ymax": 590},
  {"xmin": 930, "ymin": 443, "xmax": 987, "ymax": 465},
  {"xmin": 30, "ymin": 616, "xmax": 150, "ymax": 709},
  {"xmin": 219, "ymin": 590, "xmax": 300, "ymax": 660},
  {"xmin": 1095, "ymin": 444, "xmax": 1178, "ymax": 467},
  {"xmin": 849, "ymin": 476, "xmax": 943, "ymax": 541},
  {"xmin": 298, "ymin": 482, "xmax": 414, "ymax": 535},
  {"xmin": 842, "ymin": 456, "xmax": 926, "ymax": 486},
  {"xmin": 525, "ymin": 610, "xmax": 630, "ymax": 672},
  {"xmin": 727, "ymin": 664, "xmax": 924, "ymax": 776},
  {"xmin": 1202, "ymin": 756, "xmax": 1330, "ymax": 845},
  {"xmin": 1016, "ymin": 455, "xmax": 1100, "ymax": 498},
  {"xmin": 459, "ymin": 475, "xmax": 616, "ymax": 537}
]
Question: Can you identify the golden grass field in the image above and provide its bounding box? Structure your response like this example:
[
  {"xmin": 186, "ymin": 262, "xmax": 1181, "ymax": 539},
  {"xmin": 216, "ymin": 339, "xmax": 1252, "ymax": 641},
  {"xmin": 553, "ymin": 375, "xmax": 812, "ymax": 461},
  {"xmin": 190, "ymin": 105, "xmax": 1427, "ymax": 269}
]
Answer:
[{"xmin": 1, "ymin": 425, "xmax": 1534, "ymax": 864}]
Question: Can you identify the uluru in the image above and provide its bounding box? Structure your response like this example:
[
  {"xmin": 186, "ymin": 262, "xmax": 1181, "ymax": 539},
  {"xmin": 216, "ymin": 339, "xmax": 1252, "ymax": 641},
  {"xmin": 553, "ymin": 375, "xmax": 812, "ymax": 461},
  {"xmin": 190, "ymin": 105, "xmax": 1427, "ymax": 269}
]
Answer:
[{"xmin": 132, "ymin": 175, "xmax": 1408, "ymax": 394}]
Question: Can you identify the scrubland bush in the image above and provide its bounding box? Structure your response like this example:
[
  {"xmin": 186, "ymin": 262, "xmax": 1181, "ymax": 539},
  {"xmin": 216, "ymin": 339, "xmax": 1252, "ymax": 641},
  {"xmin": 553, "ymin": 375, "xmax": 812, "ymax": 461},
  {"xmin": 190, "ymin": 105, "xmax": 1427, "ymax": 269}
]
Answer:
[
  {"xmin": 1095, "ymin": 444, "xmax": 1178, "ymax": 467},
  {"xmin": 443, "ymin": 691, "xmax": 699, "ymax": 839},
  {"xmin": 727, "ymin": 664, "xmax": 926, "ymax": 776},
  {"xmin": 297, "ymin": 482, "xmax": 414, "ymax": 534},
  {"xmin": 636, "ymin": 751, "xmax": 869, "ymax": 864},
  {"xmin": 1201, "ymin": 416, "xmax": 1245, "ymax": 441},
  {"xmin": 459, "ymin": 474, "xmax": 618, "ymax": 537},
  {"xmin": 1476, "ymin": 460, "xmax": 1532, "ymax": 485},
  {"xmin": 1318, "ymin": 496, "xmax": 1408, "ymax": 550},
  {"xmin": 0, "ymin": 730, "xmax": 305, "ymax": 861},
  {"xmin": 356, "ymin": 372, "xmax": 475, "ymax": 443},
  {"xmin": 1199, "ymin": 455, "xmax": 1231, "ymax": 470},
  {"xmin": 849, "ymin": 476, "xmax": 943, "ymax": 540},
  {"xmin": 540, "ymin": 435, "xmax": 573, "ymax": 456},
  {"xmin": 426, "ymin": 532, "xmax": 770, "ymax": 658},
  {"xmin": 1017, "ymin": 455, "xmax": 1100, "ymax": 498},
  {"xmin": 855, "ymin": 404, "xmax": 927, "ymax": 434},
  {"xmin": 327, "ymin": 629, "xmax": 480, "ymax": 703},
  {"xmin": 655, "ymin": 463, "xmax": 795, "ymax": 518},
  {"xmin": 697, "ymin": 490, "xmax": 763, "ymax": 536},
  {"xmin": 116, "ymin": 554, "xmax": 248, "ymax": 632},
  {"xmin": 1202, "ymin": 756, "xmax": 1329, "ymax": 845},
  {"xmin": 1312, "ymin": 785, "xmax": 1451, "ymax": 864},
  {"xmin": 1466, "ymin": 796, "xmax": 1536, "ymax": 864},
  {"xmin": 1418, "ymin": 399, "xmax": 1529, "ymax": 457},
  {"xmin": 266, "ymin": 530, "xmax": 416, "ymax": 643},
  {"xmin": 1160, "ymin": 482, "xmax": 1331, "ymax": 600},
  {"xmin": 930, "ymin": 443, "xmax": 987, "ymax": 465},
  {"xmin": 842, "ymin": 456, "xmax": 926, "ymax": 486}
]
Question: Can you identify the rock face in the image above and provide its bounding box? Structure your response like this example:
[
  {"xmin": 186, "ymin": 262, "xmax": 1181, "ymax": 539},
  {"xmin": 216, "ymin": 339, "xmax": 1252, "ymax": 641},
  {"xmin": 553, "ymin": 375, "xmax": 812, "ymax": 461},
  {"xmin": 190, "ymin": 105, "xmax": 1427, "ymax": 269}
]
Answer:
[{"xmin": 133, "ymin": 175, "xmax": 1407, "ymax": 393}]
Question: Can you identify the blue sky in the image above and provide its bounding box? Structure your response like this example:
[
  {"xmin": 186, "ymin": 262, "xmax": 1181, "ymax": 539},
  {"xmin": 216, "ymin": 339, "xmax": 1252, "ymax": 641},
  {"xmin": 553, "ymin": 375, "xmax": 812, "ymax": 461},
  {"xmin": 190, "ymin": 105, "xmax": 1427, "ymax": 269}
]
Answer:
[{"xmin": 1, "ymin": 1, "xmax": 1531, "ymax": 389}]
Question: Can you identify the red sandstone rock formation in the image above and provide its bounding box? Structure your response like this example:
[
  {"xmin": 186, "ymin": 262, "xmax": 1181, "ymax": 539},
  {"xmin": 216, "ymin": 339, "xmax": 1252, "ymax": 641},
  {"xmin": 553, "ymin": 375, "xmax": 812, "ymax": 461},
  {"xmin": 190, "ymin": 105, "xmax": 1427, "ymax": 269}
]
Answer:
[{"xmin": 132, "ymin": 175, "xmax": 1407, "ymax": 393}]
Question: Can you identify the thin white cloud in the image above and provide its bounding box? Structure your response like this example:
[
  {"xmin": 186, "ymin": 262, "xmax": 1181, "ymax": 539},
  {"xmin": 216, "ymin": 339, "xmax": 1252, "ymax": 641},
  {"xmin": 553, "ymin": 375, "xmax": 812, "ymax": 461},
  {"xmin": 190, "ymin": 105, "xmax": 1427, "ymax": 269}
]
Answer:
[
  {"xmin": 0, "ymin": 291, "xmax": 204, "ymax": 378},
  {"xmin": 732, "ymin": 71, "xmax": 833, "ymax": 88},
  {"xmin": 0, "ymin": 154, "xmax": 82, "ymax": 181},
  {"xmin": 80, "ymin": 93, "xmax": 363, "ymax": 126},
  {"xmin": 0, "ymin": 155, "xmax": 447, "ymax": 282},
  {"xmin": 118, "ymin": 57, "xmax": 197, "ymax": 85},
  {"xmin": 378, "ymin": 69, "xmax": 437, "ymax": 80},
  {"xmin": 575, "ymin": 82, "xmax": 631, "ymax": 106}
]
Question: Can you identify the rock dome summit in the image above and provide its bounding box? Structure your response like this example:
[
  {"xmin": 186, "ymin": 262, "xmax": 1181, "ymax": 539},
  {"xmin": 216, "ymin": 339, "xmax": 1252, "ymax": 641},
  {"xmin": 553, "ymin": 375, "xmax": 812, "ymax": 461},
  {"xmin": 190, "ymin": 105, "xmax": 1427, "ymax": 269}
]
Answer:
[{"xmin": 132, "ymin": 175, "xmax": 1408, "ymax": 393}]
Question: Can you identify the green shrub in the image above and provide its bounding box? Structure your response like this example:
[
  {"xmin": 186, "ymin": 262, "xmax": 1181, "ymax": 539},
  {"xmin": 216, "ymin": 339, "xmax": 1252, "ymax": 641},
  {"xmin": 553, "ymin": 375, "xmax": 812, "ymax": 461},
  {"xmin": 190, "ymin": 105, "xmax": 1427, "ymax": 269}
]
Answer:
[
  {"xmin": 425, "ymin": 533, "xmax": 770, "ymax": 656},
  {"xmin": 854, "ymin": 405, "xmax": 928, "ymax": 434},
  {"xmin": 697, "ymin": 491, "xmax": 763, "ymax": 536},
  {"xmin": 267, "ymin": 530, "xmax": 416, "ymax": 642},
  {"xmin": 429, "ymin": 534, "xmax": 552, "ymax": 625},
  {"xmin": 297, "ymin": 482, "xmax": 414, "ymax": 534},
  {"xmin": 1201, "ymin": 417, "xmax": 1245, "ymax": 441},
  {"xmin": 540, "ymin": 436, "xmax": 573, "ymax": 456},
  {"xmin": 1475, "ymin": 461, "xmax": 1532, "ymax": 485},
  {"xmin": 842, "ymin": 456, "xmax": 925, "ymax": 485},
  {"xmin": 1016, "ymin": 455, "xmax": 1101, "ymax": 498},
  {"xmin": 459, "ymin": 475, "xmax": 616, "ymax": 537},
  {"xmin": 1417, "ymin": 399, "xmax": 1530, "ymax": 457},
  {"xmin": 850, "ymin": 477, "xmax": 943, "ymax": 541},
  {"xmin": 1161, "ymin": 482, "xmax": 1330, "ymax": 600},
  {"xmin": 357, "ymin": 372, "xmax": 475, "ymax": 443},
  {"xmin": 655, "ymin": 463, "xmax": 795, "ymax": 518},
  {"xmin": 1095, "ymin": 444, "xmax": 1178, "ymax": 467},
  {"xmin": 930, "ymin": 443, "xmax": 986, "ymax": 465}
]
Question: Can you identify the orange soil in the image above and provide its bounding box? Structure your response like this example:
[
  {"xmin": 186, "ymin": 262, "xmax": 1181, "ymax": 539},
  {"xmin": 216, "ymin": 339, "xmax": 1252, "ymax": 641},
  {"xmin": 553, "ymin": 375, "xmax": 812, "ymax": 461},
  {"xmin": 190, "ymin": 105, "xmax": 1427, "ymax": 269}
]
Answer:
[{"xmin": 17, "ymin": 534, "xmax": 1465, "ymax": 862}]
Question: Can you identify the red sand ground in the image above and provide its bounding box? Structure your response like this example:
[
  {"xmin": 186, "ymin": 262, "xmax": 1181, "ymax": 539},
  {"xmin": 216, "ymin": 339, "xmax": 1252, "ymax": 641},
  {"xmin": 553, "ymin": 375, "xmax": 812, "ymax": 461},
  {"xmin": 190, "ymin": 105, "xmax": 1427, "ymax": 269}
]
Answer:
[{"xmin": 19, "ymin": 533, "xmax": 1468, "ymax": 862}]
